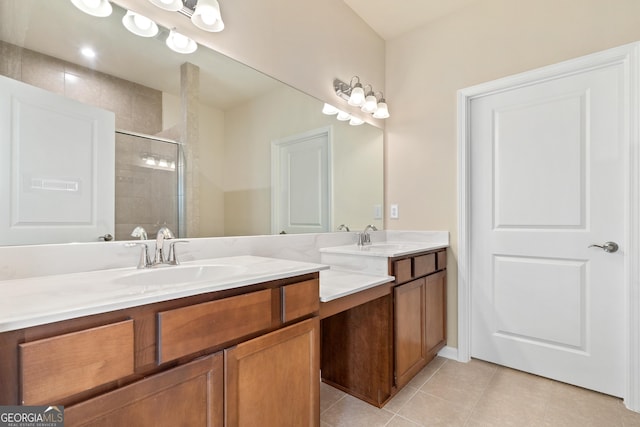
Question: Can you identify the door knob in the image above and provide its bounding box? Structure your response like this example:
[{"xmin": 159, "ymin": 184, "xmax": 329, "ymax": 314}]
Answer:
[
  {"xmin": 588, "ymin": 241, "xmax": 619, "ymax": 253},
  {"xmin": 99, "ymin": 233, "xmax": 114, "ymax": 241}
]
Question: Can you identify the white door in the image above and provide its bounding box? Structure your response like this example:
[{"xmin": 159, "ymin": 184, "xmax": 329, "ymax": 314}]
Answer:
[
  {"xmin": 271, "ymin": 127, "xmax": 331, "ymax": 235},
  {"xmin": 0, "ymin": 75, "xmax": 115, "ymax": 245},
  {"xmin": 470, "ymin": 59, "xmax": 626, "ymax": 396}
]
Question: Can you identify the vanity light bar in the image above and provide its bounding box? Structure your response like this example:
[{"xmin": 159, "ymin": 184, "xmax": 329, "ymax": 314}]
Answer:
[{"xmin": 333, "ymin": 77, "xmax": 390, "ymax": 119}]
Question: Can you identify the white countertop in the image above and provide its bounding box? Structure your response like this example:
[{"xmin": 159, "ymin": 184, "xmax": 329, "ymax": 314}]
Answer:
[
  {"xmin": 319, "ymin": 241, "xmax": 448, "ymax": 258},
  {"xmin": 319, "ymin": 269, "xmax": 394, "ymax": 302},
  {"xmin": 0, "ymin": 256, "xmax": 328, "ymax": 333}
]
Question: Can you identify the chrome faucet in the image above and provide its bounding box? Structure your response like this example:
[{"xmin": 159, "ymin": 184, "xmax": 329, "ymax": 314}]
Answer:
[
  {"xmin": 153, "ymin": 227, "xmax": 175, "ymax": 265},
  {"xmin": 130, "ymin": 226, "xmax": 148, "ymax": 240},
  {"xmin": 357, "ymin": 224, "xmax": 378, "ymax": 246},
  {"xmin": 337, "ymin": 224, "xmax": 350, "ymax": 232},
  {"xmin": 126, "ymin": 226, "xmax": 187, "ymax": 268}
]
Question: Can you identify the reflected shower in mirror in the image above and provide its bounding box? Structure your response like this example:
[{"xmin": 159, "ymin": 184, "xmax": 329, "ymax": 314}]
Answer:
[{"xmin": 0, "ymin": 0, "xmax": 383, "ymax": 245}]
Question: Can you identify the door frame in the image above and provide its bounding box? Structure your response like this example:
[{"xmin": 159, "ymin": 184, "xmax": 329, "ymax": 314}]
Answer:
[
  {"xmin": 457, "ymin": 42, "xmax": 640, "ymax": 411},
  {"xmin": 270, "ymin": 126, "xmax": 333, "ymax": 235}
]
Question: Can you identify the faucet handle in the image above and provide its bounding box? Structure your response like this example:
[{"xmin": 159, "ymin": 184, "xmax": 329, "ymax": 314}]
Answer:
[
  {"xmin": 125, "ymin": 242, "xmax": 151, "ymax": 269},
  {"xmin": 167, "ymin": 240, "xmax": 189, "ymax": 265}
]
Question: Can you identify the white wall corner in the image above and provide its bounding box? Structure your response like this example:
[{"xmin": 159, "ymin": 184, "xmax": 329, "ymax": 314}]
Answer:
[{"xmin": 437, "ymin": 346, "xmax": 459, "ymax": 361}]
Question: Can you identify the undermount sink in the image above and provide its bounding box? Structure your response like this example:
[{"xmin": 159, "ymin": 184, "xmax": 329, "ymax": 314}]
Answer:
[{"xmin": 114, "ymin": 264, "xmax": 248, "ymax": 287}]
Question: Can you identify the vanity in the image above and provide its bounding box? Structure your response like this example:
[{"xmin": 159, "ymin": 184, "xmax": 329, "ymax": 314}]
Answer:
[
  {"xmin": 0, "ymin": 230, "xmax": 448, "ymax": 426},
  {"xmin": 0, "ymin": 256, "xmax": 327, "ymax": 427},
  {"xmin": 319, "ymin": 242, "xmax": 448, "ymax": 407}
]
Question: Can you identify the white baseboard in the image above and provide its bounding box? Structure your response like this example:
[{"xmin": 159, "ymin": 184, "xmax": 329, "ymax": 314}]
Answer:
[{"xmin": 437, "ymin": 346, "xmax": 459, "ymax": 361}]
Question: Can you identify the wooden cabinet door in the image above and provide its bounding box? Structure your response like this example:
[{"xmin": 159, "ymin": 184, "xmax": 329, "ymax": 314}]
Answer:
[
  {"xmin": 394, "ymin": 278, "xmax": 426, "ymax": 387},
  {"xmin": 425, "ymin": 270, "xmax": 447, "ymax": 357},
  {"xmin": 64, "ymin": 353, "xmax": 223, "ymax": 427},
  {"xmin": 225, "ymin": 317, "xmax": 320, "ymax": 427}
]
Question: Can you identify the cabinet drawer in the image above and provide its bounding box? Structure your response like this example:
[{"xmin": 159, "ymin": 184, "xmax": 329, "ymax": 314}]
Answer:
[
  {"xmin": 282, "ymin": 279, "xmax": 319, "ymax": 323},
  {"xmin": 413, "ymin": 253, "xmax": 436, "ymax": 277},
  {"xmin": 393, "ymin": 258, "xmax": 413, "ymax": 284},
  {"xmin": 158, "ymin": 289, "xmax": 273, "ymax": 364},
  {"xmin": 436, "ymin": 250, "xmax": 447, "ymax": 271},
  {"xmin": 19, "ymin": 320, "xmax": 134, "ymax": 405}
]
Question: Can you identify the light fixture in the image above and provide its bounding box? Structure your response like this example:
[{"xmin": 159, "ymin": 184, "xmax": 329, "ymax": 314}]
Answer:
[
  {"xmin": 148, "ymin": 0, "xmax": 183, "ymax": 12},
  {"xmin": 70, "ymin": 0, "xmax": 112, "ymax": 17},
  {"xmin": 333, "ymin": 77, "xmax": 390, "ymax": 120},
  {"xmin": 322, "ymin": 103, "xmax": 339, "ymax": 115},
  {"xmin": 349, "ymin": 117, "xmax": 364, "ymax": 126},
  {"xmin": 122, "ymin": 10, "xmax": 159, "ymax": 37},
  {"xmin": 141, "ymin": 153, "xmax": 176, "ymax": 170},
  {"xmin": 347, "ymin": 77, "xmax": 365, "ymax": 106},
  {"xmin": 336, "ymin": 110, "xmax": 351, "ymax": 121},
  {"xmin": 372, "ymin": 96, "xmax": 390, "ymax": 119},
  {"xmin": 191, "ymin": 0, "xmax": 224, "ymax": 32},
  {"xmin": 166, "ymin": 28, "xmax": 198, "ymax": 54},
  {"xmin": 361, "ymin": 86, "xmax": 378, "ymax": 113}
]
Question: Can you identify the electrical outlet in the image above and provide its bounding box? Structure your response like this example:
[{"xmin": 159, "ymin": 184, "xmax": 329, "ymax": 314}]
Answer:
[
  {"xmin": 390, "ymin": 204, "xmax": 399, "ymax": 219},
  {"xmin": 373, "ymin": 204, "xmax": 383, "ymax": 220}
]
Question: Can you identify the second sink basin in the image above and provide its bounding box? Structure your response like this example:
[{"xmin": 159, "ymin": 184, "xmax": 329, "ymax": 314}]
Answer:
[{"xmin": 114, "ymin": 264, "xmax": 248, "ymax": 287}]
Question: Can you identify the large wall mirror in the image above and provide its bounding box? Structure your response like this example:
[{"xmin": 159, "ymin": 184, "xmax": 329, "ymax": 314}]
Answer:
[{"xmin": 0, "ymin": 0, "xmax": 383, "ymax": 246}]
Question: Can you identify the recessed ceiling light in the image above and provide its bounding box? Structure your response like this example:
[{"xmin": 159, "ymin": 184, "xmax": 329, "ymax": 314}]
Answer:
[{"xmin": 80, "ymin": 47, "xmax": 96, "ymax": 58}]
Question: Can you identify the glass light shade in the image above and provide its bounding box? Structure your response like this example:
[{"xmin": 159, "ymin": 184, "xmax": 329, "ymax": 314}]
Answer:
[
  {"xmin": 149, "ymin": 0, "xmax": 183, "ymax": 11},
  {"xmin": 322, "ymin": 103, "xmax": 339, "ymax": 115},
  {"xmin": 348, "ymin": 83, "xmax": 365, "ymax": 106},
  {"xmin": 336, "ymin": 111, "xmax": 351, "ymax": 121},
  {"xmin": 166, "ymin": 29, "xmax": 198, "ymax": 54},
  {"xmin": 122, "ymin": 11, "xmax": 159, "ymax": 37},
  {"xmin": 349, "ymin": 117, "xmax": 364, "ymax": 126},
  {"xmin": 70, "ymin": 0, "xmax": 112, "ymax": 17},
  {"xmin": 372, "ymin": 101, "xmax": 390, "ymax": 119},
  {"xmin": 191, "ymin": 0, "xmax": 224, "ymax": 32},
  {"xmin": 361, "ymin": 94, "xmax": 378, "ymax": 113}
]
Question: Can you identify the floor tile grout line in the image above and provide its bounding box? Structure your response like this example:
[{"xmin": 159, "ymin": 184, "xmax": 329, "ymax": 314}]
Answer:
[
  {"xmin": 460, "ymin": 364, "xmax": 500, "ymax": 426},
  {"xmin": 391, "ymin": 359, "xmax": 449, "ymax": 414},
  {"xmin": 320, "ymin": 390, "xmax": 348, "ymax": 416},
  {"xmin": 383, "ymin": 413, "xmax": 425, "ymax": 427}
]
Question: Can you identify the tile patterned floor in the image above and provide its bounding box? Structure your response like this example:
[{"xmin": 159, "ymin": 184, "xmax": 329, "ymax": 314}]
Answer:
[{"xmin": 320, "ymin": 357, "xmax": 640, "ymax": 427}]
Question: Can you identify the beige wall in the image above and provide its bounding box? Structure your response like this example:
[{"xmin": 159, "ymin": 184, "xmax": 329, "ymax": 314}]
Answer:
[
  {"xmin": 385, "ymin": 0, "xmax": 640, "ymax": 347},
  {"xmin": 163, "ymin": 93, "xmax": 226, "ymax": 237}
]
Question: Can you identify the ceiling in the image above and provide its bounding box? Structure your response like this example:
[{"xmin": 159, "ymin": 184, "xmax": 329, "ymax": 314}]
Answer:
[{"xmin": 343, "ymin": 0, "xmax": 481, "ymax": 40}]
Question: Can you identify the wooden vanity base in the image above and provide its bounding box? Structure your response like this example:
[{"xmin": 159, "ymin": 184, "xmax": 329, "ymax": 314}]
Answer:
[{"xmin": 321, "ymin": 294, "xmax": 394, "ymax": 407}]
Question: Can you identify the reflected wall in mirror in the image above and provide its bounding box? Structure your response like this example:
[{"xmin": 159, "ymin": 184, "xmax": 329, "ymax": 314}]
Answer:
[{"xmin": 0, "ymin": 0, "xmax": 383, "ymax": 245}]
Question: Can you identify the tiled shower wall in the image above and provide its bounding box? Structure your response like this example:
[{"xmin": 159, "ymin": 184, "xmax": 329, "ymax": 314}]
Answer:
[
  {"xmin": 0, "ymin": 41, "xmax": 178, "ymax": 241},
  {"xmin": 114, "ymin": 133, "xmax": 178, "ymax": 241}
]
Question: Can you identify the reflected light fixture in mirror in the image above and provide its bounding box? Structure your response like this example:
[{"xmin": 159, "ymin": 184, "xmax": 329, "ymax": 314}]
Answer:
[
  {"xmin": 322, "ymin": 103, "xmax": 339, "ymax": 115},
  {"xmin": 191, "ymin": 0, "xmax": 225, "ymax": 32},
  {"xmin": 70, "ymin": 0, "xmax": 112, "ymax": 16},
  {"xmin": 336, "ymin": 110, "xmax": 350, "ymax": 121},
  {"xmin": 149, "ymin": 0, "xmax": 183, "ymax": 12},
  {"xmin": 322, "ymin": 104, "xmax": 363, "ymax": 125},
  {"xmin": 166, "ymin": 28, "xmax": 198, "ymax": 53},
  {"xmin": 122, "ymin": 10, "xmax": 159, "ymax": 37},
  {"xmin": 349, "ymin": 117, "xmax": 364, "ymax": 126}
]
